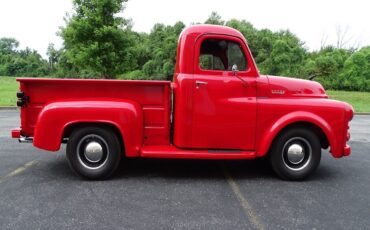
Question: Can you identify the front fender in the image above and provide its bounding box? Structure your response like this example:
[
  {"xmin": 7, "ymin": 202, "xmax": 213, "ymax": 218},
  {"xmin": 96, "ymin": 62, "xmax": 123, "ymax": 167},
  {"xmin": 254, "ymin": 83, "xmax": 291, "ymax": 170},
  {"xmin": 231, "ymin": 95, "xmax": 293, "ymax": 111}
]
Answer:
[
  {"xmin": 33, "ymin": 99, "xmax": 143, "ymax": 157},
  {"xmin": 256, "ymin": 111, "xmax": 336, "ymax": 157}
]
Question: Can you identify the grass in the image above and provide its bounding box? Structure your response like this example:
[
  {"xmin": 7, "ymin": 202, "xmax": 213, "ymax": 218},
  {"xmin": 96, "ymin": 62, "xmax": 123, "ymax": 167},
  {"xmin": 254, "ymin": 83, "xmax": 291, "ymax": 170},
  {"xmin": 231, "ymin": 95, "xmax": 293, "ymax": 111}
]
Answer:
[
  {"xmin": 0, "ymin": 76, "xmax": 18, "ymax": 106},
  {"xmin": 327, "ymin": 90, "xmax": 370, "ymax": 113},
  {"xmin": 0, "ymin": 76, "xmax": 369, "ymax": 112}
]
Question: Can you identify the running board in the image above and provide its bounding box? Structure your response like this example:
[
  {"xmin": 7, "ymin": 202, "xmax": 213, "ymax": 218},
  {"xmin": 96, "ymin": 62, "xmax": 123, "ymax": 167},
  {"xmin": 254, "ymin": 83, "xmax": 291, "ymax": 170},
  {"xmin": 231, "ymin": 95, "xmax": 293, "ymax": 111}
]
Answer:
[{"xmin": 140, "ymin": 145, "xmax": 256, "ymax": 159}]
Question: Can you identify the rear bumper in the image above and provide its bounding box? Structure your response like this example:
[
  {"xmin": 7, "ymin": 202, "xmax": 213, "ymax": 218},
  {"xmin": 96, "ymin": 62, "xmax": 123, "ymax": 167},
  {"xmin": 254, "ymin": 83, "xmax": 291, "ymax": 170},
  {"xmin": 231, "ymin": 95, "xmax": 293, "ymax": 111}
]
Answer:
[
  {"xmin": 11, "ymin": 128, "xmax": 33, "ymax": 143},
  {"xmin": 11, "ymin": 128, "xmax": 21, "ymax": 138}
]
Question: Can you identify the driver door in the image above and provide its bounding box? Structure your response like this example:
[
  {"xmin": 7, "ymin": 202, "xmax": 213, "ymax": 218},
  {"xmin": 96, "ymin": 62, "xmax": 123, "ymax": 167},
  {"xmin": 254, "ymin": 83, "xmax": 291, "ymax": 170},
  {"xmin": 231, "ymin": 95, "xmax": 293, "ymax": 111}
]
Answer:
[{"xmin": 189, "ymin": 35, "xmax": 257, "ymax": 150}]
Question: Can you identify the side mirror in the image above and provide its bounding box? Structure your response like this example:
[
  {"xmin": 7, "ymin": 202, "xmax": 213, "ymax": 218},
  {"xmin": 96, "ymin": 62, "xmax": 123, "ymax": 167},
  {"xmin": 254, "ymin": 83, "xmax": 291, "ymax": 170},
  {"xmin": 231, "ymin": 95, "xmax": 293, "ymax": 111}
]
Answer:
[
  {"xmin": 231, "ymin": 64, "xmax": 248, "ymax": 87},
  {"xmin": 232, "ymin": 64, "xmax": 239, "ymax": 76}
]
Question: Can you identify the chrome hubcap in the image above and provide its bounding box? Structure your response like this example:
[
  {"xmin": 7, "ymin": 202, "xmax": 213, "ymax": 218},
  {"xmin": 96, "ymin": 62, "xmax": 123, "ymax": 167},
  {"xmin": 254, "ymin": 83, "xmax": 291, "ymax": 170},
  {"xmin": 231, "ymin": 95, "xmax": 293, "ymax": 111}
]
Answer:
[
  {"xmin": 84, "ymin": 141, "xmax": 103, "ymax": 163},
  {"xmin": 76, "ymin": 134, "xmax": 109, "ymax": 170},
  {"xmin": 282, "ymin": 137, "xmax": 312, "ymax": 171},
  {"xmin": 286, "ymin": 144, "xmax": 305, "ymax": 165}
]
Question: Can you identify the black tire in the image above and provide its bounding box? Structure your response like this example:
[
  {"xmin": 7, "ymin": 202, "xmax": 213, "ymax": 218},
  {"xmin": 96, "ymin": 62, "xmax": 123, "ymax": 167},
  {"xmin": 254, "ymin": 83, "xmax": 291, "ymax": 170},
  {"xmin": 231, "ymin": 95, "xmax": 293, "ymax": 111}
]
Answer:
[
  {"xmin": 269, "ymin": 128, "xmax": 321, "ymax": 181},
  {"xmin": 66, "ymin": 126, "xmax": 122, "ymax": 180}
]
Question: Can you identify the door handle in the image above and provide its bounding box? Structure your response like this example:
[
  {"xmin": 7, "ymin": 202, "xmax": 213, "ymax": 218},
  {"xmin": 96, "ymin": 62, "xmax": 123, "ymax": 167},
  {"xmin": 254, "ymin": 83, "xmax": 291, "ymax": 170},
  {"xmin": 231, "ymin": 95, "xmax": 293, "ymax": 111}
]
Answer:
[{"xmin": 195, "ymin": 80, "xmax": 208, "ymax": 89}]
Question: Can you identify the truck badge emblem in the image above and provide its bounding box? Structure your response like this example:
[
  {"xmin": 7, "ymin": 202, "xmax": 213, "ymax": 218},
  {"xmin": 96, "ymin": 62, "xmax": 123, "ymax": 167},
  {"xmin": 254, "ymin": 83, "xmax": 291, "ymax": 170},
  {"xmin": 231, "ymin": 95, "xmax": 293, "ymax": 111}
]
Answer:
[{"xmin": 271, "ymin": 90, "xmax": 285, "ymax": 95}]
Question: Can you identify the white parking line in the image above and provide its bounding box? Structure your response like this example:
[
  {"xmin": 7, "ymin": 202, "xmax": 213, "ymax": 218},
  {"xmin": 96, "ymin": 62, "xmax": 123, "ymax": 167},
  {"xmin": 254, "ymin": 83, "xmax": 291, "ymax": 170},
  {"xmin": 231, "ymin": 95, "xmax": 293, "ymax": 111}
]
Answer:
[
  {"xmin": 0, "ymin": 160, "xmax": 37, "ymax": 183},
  {"xmin": 222, "ymin": 165, "xmax": 265, "ymax": 230}
]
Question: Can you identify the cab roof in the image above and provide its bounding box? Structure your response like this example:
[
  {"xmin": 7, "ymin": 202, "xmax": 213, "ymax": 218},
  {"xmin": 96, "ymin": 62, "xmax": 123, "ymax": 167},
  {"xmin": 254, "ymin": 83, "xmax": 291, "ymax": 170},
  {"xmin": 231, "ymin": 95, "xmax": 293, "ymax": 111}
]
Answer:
[{"xmin": 180, "ymin": 24, "xmax": 245, "ymax": 40}]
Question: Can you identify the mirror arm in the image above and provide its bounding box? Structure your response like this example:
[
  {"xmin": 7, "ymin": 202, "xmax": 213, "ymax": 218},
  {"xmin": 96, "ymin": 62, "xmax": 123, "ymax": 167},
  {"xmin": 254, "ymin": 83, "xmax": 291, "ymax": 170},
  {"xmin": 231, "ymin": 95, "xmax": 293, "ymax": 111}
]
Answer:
[
  {"xmin": 232, "ymin": 64, "xmax": 248, "ymax": 87},
  {"xmin": 234, "ymin": 73, "xmax": 249, "ymax": 87}
]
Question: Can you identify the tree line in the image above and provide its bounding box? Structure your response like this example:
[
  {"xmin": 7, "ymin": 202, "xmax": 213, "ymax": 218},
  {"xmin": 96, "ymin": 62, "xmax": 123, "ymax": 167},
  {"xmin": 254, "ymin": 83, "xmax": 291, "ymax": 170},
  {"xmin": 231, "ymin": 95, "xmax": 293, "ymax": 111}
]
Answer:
[{"xmin": 0, "ymin": 0, "xmax": 369, "ymax": 91}]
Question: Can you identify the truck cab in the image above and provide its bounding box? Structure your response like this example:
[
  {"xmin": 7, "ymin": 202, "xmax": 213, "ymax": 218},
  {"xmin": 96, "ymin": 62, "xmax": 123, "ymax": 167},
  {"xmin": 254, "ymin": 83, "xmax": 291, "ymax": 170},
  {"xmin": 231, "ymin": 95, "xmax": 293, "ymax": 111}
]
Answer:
[
  {"xmin": 12, "ymin": 25, "xmax": 353, "ymax": 181},
  {"xmin": 173, "ymin": 25, "xmax": 259, "ymax": 150}
]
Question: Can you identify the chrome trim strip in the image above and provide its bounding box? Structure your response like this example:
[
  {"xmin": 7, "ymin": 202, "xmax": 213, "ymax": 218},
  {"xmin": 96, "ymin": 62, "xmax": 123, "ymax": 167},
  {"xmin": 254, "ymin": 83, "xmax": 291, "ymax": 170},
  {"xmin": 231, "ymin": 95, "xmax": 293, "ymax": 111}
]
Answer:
[{"xmin": 18, "ymin": 136, "xmax": 33, "ymax": 143}]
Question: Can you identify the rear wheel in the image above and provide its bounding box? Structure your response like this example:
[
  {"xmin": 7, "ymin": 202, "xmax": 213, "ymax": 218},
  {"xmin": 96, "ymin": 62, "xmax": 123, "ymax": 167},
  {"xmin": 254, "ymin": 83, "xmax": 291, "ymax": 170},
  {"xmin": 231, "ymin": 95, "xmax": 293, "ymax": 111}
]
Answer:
[
  {"xmin": 269, "ymin": 128, "xmax": 321, "ymax": 180},
  {"xmin": 66, "ymin": 126, "xmax": 122, "ymax": 180}
]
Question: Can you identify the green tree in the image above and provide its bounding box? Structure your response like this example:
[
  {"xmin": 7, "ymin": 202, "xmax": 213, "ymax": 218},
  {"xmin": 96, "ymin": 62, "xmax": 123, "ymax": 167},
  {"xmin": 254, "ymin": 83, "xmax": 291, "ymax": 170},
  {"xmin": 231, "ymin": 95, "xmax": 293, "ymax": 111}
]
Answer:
[
  {"xmin": 0, "ymin": 37, "xmax": 49, "ymax": 77},
  {"xmin": 59, "ymin": 0, "xmax": 133, "ymax": 78},
  {"xmin": 8, "ymin": 48, "xmax": 49, "ymax": 77},
  {"xmin": 125, "ymin": 21, "xmax": 185, "ymax": 80},
  {"xmin": 46, "ymin": 43, "xmax": 60, "ymax": 72},
  {"xmin": 339, "ymin": 47, "xmax": 370, "ymax": 91},
  {"xmin": 0, "ymin": 38, "xmax": 19, "ymax": 54},
  {"xmin": 253, "ymin": 30, "xmax": 306, "ymax": 76},
  {"xmin": 304, "ymin": 47, "xmax": 351, "ymax": 89},
  {"xmin": 205, "ymin": 12, "xmax": 224, "ymax": 25}
]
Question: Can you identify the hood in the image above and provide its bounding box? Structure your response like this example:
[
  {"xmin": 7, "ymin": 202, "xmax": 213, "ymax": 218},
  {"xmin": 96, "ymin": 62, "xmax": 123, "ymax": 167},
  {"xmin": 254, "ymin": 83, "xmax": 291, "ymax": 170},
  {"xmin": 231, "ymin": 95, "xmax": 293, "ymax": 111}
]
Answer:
[{"xmin": 266, "ymin": 75, "xmax": 328, "ymax": 98}]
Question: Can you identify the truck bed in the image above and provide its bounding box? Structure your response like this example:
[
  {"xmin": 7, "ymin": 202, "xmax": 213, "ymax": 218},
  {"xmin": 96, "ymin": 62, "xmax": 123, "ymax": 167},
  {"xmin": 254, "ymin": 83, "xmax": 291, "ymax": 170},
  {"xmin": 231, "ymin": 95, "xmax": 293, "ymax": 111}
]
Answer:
[{"xmin": 17, "ymin": 78, "xmax": 171, "ymax": 145}]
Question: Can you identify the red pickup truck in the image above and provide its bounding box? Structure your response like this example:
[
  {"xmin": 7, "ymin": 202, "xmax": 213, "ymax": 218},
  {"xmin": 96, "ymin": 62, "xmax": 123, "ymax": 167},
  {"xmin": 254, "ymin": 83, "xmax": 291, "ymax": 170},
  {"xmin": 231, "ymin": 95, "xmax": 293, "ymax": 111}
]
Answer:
[{"xmin": 11, "ymin": 25, "xmax": 353, "ymax": 180}]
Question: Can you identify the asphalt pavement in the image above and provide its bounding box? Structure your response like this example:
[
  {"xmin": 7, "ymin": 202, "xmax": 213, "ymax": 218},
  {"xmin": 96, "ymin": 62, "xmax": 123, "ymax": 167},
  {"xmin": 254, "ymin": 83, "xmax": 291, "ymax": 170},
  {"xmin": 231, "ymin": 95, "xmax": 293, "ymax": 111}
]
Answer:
[{"xmin": 0, "ymin": 110, "xmax": 369, "ymax": 230}]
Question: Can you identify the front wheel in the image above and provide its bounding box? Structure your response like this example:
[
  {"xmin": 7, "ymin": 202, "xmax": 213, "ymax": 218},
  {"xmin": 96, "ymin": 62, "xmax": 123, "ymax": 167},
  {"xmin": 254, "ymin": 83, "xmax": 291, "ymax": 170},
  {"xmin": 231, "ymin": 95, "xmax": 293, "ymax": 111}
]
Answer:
[
  {"xmin": 269, "ymin": 128, "xmax": 321, "ymax": 181},
  {"xmin": 66, "ymin": 126, "xmax": 122, "ymax": 180}
]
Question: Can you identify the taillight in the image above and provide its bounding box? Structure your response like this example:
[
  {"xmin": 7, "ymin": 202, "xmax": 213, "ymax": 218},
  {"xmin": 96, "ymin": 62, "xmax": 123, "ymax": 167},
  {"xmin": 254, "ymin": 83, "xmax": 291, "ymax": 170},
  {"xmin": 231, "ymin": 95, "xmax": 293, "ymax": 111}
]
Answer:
[
  {"xmin": 16, "ymin": 91, "xmax": 25, "ymax": 98},
  {"xmin": 16, "ymin": 91, "xmax": 28, "ymax": 107}
]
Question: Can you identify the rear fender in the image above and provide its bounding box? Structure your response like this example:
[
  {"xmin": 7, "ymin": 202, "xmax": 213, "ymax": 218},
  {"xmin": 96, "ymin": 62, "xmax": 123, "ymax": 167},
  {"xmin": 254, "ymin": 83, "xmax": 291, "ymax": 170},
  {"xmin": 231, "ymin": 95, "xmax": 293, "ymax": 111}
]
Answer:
[
  {"xmin": 33, "ymin": 99, "xmax": 143, "ymax": 157},
  {"xmin": 257, "ymin": 111, "xmax": 336, "ymax": 157}
]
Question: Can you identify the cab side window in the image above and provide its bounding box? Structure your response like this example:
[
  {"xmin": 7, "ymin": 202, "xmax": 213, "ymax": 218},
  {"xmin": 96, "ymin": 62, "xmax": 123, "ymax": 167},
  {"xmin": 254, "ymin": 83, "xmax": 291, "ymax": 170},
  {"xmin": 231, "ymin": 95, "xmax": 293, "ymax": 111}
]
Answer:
[{"xmin": 199, "ymin": 39, "xmax": 247, "ymax": 71}]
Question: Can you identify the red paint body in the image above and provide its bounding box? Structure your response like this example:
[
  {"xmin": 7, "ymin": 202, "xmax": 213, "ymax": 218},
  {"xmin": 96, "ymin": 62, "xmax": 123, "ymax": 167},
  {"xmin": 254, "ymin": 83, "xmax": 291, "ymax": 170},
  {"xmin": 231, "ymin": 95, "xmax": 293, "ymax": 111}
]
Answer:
[{"xmin": 12, "ymin": 25, "xmax": 353, "ymax": 160}]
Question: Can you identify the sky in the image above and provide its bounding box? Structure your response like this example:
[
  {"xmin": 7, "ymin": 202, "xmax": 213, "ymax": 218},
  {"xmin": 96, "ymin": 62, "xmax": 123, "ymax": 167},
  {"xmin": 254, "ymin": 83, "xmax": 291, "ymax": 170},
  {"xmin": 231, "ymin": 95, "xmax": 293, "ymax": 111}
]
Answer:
[{"xmin": 0, "ymin": 0, "xmax": 369, "ymax": 59}]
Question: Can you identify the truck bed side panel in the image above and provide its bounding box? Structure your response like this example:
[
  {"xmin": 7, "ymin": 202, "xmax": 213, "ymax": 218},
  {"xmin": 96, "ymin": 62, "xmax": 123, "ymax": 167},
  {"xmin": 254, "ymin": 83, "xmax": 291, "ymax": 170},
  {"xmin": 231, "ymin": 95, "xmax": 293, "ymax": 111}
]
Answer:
[{"xmin": 17, "ymin": 78, "xmax": 171, "ymax": 146}]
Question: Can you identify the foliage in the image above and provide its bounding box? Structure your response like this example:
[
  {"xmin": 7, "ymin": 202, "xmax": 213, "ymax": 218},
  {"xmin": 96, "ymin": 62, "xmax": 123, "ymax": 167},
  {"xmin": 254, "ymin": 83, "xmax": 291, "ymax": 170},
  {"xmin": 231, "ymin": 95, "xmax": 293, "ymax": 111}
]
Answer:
[
  {"xmin": 125, "ymin": 21, "xmax": 185, "ymax": 80},
  {"xmin": 339, "ymin": 47, "xmax": 370, "ymax": 91},
  {"xmin": 0, "ymin": 38, "xmax": 49, "ymax": 77},
  {"xmin": 118, "ymin": 70, "xmax": 145, "ymax": 80},
  {"xmin": 205, "ymin": 12, "xmax": 224, "ymax": 25},
  {"xmin": 46, "ymin": 43, "xmax": 60, "ymax": 73},
  {"xmin": 59, "ymin": 0, "xmax": 133, "ymax": 78},
  {"xmin": 304, "ymin": 47, "xmax": 352, "ymax": 89}
]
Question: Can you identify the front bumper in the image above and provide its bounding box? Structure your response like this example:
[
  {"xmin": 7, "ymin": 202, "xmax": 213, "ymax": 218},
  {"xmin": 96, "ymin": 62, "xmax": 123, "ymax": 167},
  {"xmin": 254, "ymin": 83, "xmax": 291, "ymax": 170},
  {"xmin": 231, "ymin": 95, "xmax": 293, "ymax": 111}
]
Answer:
[{"xmin": 343, "ymin": 144, "xmax": 351, "ymax": 156}]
